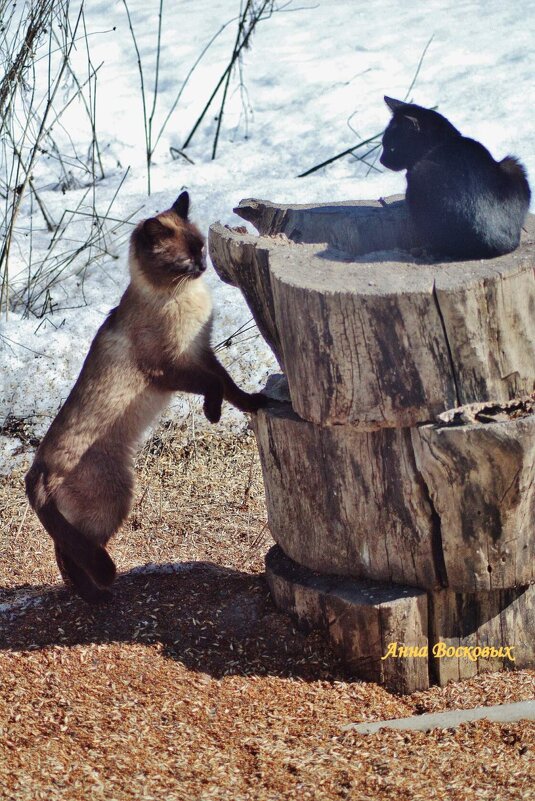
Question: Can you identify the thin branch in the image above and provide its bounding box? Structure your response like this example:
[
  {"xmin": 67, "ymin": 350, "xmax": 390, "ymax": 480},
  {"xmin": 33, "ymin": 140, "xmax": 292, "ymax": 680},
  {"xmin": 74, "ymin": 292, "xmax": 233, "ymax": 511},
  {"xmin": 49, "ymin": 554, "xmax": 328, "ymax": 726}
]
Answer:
[
  {"xmin": 29, "ymin": 179, "xmax": 56, "ymax": 232},
  {"xmin": 121, "ymin": 0, "xmax": 150, "ymax": 190},
  {"xmin": 403, "ymin": 34, "xmax": 434, "ymax": 101},
  {"xmin": 212, "ymin": 0, "xmax": 253, "ymax": 160},
  {"xmin": 153, "ymin": 14, "xmax": 241, "ymax": 152},
  {"xmin": 297, "ymin": 133, "xmax": 381, "ymax": 178},
  {"xmin": 298, "ymin": 34, "xmax": 434, "ymax": 178},
  {"xmin": 183, "ymin": 0, "xmax": 273, "ymax": 151}
]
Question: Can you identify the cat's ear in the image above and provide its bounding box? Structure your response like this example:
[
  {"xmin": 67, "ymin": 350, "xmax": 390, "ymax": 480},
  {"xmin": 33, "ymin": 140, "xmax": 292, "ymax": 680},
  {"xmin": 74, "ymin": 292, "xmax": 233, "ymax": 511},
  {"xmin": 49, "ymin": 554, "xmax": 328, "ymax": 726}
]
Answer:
[
  {"xmin": 406, "ymin": 116, "xmax": 420, "ymax": 131},
  {"xmin": 384, "ymin": 96, "xmax": 406, "ymax": 113},
  {"xmin": 384, "ymin": 96, "xmax": 420, "ymax": 131},
  {"xmin": 172, "ymin": 191, "xmax": 190, "ymax": 220}
]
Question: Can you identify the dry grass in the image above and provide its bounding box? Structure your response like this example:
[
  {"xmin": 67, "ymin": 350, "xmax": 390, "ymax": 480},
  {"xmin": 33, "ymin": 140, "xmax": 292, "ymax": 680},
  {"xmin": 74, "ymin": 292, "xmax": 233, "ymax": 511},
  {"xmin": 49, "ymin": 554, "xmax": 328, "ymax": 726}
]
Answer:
[
  {"xmin": 0, "ymin": 421, "xmax": 268, "ymax": 591},
  {"xmin": 1, "ymin": 422, "xmax": 534, "ymax": 800}
]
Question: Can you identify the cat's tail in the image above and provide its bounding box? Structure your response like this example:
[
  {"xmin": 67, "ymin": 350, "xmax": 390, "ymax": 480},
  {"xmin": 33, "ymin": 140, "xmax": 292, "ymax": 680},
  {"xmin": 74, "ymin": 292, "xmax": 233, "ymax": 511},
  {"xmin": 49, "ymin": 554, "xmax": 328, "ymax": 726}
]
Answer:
[
  {"xmin": 500, "ymin": 156, "xmax": 532, "ymax": 201},
  {"xmin": 25, "ymin": 465, "xmax": 116, "ymax": 589}
]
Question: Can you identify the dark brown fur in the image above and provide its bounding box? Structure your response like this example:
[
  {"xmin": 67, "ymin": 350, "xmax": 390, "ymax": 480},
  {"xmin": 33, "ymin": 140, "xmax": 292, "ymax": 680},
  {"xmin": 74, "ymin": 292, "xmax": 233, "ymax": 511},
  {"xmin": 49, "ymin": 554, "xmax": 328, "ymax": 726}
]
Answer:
[{"xmin": 25, "ymin": 192, "xmax": 266, "ymax": 604}]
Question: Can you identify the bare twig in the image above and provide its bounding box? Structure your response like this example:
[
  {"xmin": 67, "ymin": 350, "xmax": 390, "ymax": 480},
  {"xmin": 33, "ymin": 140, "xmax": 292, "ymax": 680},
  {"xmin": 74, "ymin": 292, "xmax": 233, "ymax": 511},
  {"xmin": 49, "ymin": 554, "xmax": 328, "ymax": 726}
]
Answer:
[
  {"xmin": 169, "ymin": 147, "xmax": 195, "ymax": 165},
  {"xmin": 297, "ymin": 133, "xmax": 381, "ymax": 178},
  {"xmin": 212, "ymin": 0, "xmax": 254, "ymax": 160},
  {"xmin": 1, "ymin": 2, "xmax": 86, "ymax": 313},
  {"xmin": 153, "ymin": 14, "xmax": 242, "ymax": 153},
  {"xmin": 122, "ymin": 0, "xmax": 164, "ymax": 194},
  {"xmin": 183, "ymin": 0, "xmax": 276, "ymax": 152},
  {"xmin": 403, "ymin": 34, "xmax": 434, "ymax": 101},
  {"xmin": 297, "ymin": 34, "xmax": 434, "ymax": 178},
  {"xmin": 29, "ymin": 179, "xmax": 56, "ymax": 232},
  {"xmin": 1, "ymin": 1, "xmax": 131, "ymax": 317}
]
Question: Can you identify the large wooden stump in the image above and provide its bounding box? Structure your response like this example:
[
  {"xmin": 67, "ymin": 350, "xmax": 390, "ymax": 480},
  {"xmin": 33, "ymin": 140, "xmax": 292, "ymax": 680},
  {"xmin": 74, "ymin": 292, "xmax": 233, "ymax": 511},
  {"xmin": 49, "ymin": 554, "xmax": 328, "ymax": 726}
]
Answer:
[
  {"xmin": 254, "ymin": 393, "xmax": 535, "ymax": 593},
  {"xmin": 209, "ymin": 196, "xmax": 535, "ymax": 692},
  {"xmin": 266, "ymin": 545, "xmax": 534, "ymax": 692},
  {"xmin": 210, "ymin": 197, "xmax": 535, "ymax": 429},
  {"xmin": 266, "ymin": 545, "xmax": 429, "ymax": 695},
  {"xmin": 412, "ymin": 399, "xmax": 535, "ymax": 592},
  {"xmin": 254, "ymin": 398, "xmax": 442, "ymax": 590}
]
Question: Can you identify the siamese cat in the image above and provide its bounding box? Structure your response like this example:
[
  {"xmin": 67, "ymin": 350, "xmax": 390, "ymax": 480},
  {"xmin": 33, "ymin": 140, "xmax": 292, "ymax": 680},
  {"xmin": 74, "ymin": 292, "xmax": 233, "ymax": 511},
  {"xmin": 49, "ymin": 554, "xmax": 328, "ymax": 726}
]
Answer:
[
  {"xmin": 25, "ymin": 191, "xmax": 266, "ymax": 604},
  {"xmin": 380, "ymin": 96, "xmax": 531, "ymax": 259}
]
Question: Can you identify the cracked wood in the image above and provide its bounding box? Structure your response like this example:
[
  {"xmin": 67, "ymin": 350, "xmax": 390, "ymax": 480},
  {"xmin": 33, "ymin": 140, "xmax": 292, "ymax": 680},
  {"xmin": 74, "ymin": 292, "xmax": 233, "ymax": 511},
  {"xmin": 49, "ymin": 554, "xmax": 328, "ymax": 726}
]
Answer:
[
  {"xmin": 254, "ymin": 400, "xmax": 441, "ymax": 590},
  {"xmin": 209, "ymin": 197, "xmax": 535, "ymax": 428}
]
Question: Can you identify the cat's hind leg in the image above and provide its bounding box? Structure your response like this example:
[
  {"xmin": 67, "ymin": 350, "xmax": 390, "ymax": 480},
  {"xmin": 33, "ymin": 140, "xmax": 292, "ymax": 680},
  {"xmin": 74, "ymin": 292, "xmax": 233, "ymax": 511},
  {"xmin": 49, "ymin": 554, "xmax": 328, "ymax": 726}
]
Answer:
[{"xmin": 54, "ymin": 543, "xmax": 113, "ymax": 605}]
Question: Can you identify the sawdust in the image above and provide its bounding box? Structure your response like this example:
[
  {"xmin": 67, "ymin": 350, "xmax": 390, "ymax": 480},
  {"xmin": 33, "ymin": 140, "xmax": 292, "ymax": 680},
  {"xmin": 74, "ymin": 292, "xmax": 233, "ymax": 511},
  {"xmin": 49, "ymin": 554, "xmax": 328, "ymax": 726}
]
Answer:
[{"xmin": 1, "ymin": 423, "xmax": 534, "ymax": 800}]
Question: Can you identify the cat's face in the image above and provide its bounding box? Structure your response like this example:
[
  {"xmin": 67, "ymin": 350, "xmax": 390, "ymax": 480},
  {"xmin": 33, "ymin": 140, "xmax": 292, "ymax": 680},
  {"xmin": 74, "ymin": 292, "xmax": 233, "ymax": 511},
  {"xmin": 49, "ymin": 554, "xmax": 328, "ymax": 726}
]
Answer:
[
  {"xmin": 131, "ymin": 191, "xmax": 207, "ymax": 291},
  {"xmin": 380, "ymin": 115, "xmax": 419, "ymax": 171},
  {"xmin": 380, "ymin": 98, "xmax": 425, "ymax": 171},
  {"xmin": 380, "ymin": 96, "xmax": 461, "ymax": 171}
]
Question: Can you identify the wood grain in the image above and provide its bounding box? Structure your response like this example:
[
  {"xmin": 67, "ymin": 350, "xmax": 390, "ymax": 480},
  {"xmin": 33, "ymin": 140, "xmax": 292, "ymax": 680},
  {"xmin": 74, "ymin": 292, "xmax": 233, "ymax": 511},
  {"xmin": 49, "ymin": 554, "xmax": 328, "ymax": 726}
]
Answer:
[
  {"xmin": 209, "ymin": 198, "xmax": 535, "ymax": 428},
  {"xmin": 254, "ymin": 400, "xmax": 442, "ymax": 590},
  {"xmin": 412, "ymin": 400, "xmax": 535, "ymax": 591},
  {"xmin": 265, "ymin": 545, "xmax": 429, "ymax": 694}
]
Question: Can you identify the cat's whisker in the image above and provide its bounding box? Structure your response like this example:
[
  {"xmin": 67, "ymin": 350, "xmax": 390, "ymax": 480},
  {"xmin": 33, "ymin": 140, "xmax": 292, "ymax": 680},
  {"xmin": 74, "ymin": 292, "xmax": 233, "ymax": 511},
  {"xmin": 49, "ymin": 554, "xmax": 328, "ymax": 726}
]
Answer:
[{"xmin": 172, "ymin": 275, "xmax": 189, "ymax": 295}]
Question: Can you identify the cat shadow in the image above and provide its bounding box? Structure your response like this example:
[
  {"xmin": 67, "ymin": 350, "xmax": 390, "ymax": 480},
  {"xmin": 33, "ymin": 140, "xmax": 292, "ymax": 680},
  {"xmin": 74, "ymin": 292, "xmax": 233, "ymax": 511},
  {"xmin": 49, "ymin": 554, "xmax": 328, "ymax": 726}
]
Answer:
[
  {"xmin": 0, "ymin": 561, "xmax": 346, "ymax": 681},
  {"xmin": 315, "ymin": 244, "xmax": 441, "ymax": 266},
  {"xmin": 270, "ymin": 199, "xmax": 443, "ymax": 265}
]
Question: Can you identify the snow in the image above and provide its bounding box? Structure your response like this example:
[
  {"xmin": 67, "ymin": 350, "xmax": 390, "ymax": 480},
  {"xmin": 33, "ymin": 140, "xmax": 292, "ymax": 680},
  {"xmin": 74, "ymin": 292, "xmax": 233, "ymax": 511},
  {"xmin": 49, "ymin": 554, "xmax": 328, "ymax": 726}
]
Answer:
[{"xmin": 1, "ymin": 0, "xmax": 534, "ymax": 472}]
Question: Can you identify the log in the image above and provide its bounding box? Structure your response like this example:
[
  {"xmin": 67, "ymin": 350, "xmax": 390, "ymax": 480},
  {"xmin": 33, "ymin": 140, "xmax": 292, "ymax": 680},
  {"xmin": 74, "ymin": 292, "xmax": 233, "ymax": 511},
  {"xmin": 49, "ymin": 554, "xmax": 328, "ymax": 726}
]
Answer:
[
  {"xmin": 265, "ymin": 545, "xmax": 429, "ymax": 694},
  {"xmin": 256, "ymin": 390, "xmax": 535, "ymax": 592},
  {"xmin": 210, "ymin": 195, "xmax": 535, "ymax": 690},
  {"xmin": 254, "ymin": 396, "xmax": 442, "ymax": 590},
  {"xmin": 209, "ymin": 198, "xmax": 535, "ymax": 428},
  {"xmin": 266, "ymin": 546, "xmax": 534, "ymax": 691},
  {"xmin": 428, "ymin": 584, "xmax": 535, "ymax": 685},
  {"xmin": 412, "ymin": 398, "xmax": 535, "ymax": 592},
  {"xmin": 208, "ymin": 225, "xmax": 283, "ymax": 365}
]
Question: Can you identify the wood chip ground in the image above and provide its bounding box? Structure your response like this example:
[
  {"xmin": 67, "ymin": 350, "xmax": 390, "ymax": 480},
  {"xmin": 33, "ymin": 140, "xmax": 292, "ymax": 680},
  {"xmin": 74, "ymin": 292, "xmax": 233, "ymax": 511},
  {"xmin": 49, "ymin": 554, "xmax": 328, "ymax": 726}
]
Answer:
[{"xmin": 1, "ymin": 422, "xmax": 533, "ymax": 800}]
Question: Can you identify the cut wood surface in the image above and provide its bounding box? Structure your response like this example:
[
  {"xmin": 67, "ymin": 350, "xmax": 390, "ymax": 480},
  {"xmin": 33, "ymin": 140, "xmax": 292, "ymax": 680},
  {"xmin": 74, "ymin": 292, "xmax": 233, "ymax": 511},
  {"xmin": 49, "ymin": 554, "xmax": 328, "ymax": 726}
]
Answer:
[
  {"xmin": 412, "ymin": 399, "xmax": 535, "ymax": 592},
  {"xmin": 234, "ymin": 195, "xmax": 416, "ymax": 253},
  {"xmin": 209, "ymin": 198, "xmax": 535, "ymax": 428},
  {"xmin": 265, "ymin": 545, "xmax": 429, "ymax": 694}
]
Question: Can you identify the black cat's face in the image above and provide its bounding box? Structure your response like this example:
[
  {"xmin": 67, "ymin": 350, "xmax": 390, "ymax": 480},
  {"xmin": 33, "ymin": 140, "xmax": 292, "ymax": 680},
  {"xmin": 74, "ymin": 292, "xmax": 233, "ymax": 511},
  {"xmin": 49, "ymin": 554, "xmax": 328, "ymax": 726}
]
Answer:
[
  {"xmin": 380, "ymin": 115, "xmax": 420, "ymax": 171},
  {"xmin": 380, "ymin": 96, "xmax": 461, "ymax": 171}
]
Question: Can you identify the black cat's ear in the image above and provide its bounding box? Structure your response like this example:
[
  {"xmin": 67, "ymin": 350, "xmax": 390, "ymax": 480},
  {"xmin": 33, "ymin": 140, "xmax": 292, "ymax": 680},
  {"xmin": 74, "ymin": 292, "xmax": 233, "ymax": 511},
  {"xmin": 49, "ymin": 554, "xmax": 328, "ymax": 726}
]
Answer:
[
  {"xmin": 384, "ymin": 96, "xmax": 406, "ymax": 113},
  {"xmin": 172, "ymin": 191, "xmax": 190, "ymax": 220},
  {"xmin": 384, "ymin": 96, "xmax": 420, "ymax": 130},
  {"xmin": 404, "ymin": 114, "xmax": 420, "ymax": 131}
]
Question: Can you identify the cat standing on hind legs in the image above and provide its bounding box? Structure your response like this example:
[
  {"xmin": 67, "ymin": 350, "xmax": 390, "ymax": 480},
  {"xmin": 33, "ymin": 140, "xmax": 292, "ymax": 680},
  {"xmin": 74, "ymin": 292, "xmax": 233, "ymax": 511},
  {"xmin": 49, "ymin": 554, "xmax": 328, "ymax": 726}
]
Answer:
[
  {"xmin": 25, "ymin": 191, "xmax": 266, "ymax": 604},
  {"xmin": 380, "ymin": 96, "xmax": 531, "ymax": 259}
]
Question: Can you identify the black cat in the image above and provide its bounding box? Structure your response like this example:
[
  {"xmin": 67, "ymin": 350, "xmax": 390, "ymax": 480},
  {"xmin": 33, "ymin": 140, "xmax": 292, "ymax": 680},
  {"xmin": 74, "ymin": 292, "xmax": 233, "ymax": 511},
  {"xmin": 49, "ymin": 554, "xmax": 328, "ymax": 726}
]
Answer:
[{"xmin": 380, "ymin": 96, "xmax": 531, "ymax": 259}]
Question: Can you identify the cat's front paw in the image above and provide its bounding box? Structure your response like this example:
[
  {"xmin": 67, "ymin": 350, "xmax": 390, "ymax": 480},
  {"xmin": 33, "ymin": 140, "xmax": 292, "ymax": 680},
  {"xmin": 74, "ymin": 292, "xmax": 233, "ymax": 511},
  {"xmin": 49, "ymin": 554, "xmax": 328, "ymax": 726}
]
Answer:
[
  {"xmin": 204, "ymin": 395, "xmax": 222, "ymax": 423},
  {"xmin": 243, "ymin": 392, "xmax": 269, "ymax": 414}
]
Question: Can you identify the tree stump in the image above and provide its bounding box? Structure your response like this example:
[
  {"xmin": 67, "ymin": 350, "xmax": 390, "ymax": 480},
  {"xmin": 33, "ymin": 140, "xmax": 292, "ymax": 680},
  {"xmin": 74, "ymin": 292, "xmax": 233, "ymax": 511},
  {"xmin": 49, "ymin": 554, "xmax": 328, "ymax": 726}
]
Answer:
[
  {"xmin": 209, "ymin": 196, "xmax": 535, "ymax": 692},
  {"xmin": 210, "ymin": 196, "xmax": 535, "ymax": 429}
]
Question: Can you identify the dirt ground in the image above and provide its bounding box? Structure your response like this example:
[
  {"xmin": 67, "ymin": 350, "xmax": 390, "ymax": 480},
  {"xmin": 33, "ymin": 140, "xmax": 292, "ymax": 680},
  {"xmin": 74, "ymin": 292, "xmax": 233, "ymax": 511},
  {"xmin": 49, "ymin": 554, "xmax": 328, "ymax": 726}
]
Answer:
[{"xmin": 1, "ymin": 422, "xmax": 534, "ymax": 801}]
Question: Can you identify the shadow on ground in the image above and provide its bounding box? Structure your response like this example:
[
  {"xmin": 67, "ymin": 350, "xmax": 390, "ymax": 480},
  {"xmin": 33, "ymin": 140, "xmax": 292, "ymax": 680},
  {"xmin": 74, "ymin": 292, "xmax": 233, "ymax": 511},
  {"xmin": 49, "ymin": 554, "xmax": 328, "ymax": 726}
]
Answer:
[{"xmin": 0, "ymin": 562, "xmax": 345, "ymax": 681}]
